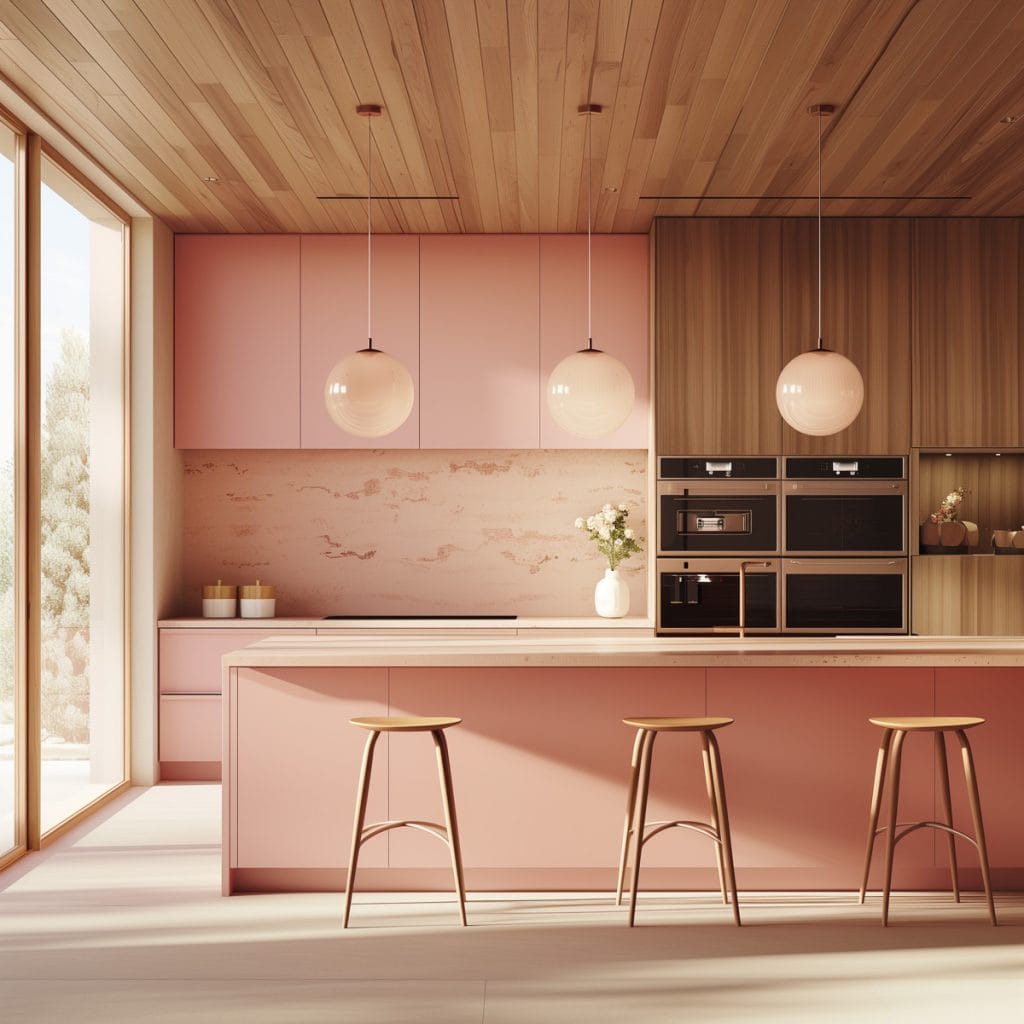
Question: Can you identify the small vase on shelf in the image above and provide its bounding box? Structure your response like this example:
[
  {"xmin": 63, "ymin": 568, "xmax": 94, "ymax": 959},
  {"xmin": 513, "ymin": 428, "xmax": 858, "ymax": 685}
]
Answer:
[{"xmin": 595, "ymin": 568, "xmax": 630, "ymax": 618}]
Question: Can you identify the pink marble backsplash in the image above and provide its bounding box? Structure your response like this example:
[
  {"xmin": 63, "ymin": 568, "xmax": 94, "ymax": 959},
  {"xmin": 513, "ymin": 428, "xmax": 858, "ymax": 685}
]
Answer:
[{"xmin": 182, "ymin": 450, "xmax": 647, "ymax": 617}]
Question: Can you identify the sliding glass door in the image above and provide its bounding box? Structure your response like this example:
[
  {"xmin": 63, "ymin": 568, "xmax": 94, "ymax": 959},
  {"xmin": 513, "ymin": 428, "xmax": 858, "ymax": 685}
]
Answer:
[{"xmin": 37, "ymin": 157, "xmax": 126, "ymax": 834}]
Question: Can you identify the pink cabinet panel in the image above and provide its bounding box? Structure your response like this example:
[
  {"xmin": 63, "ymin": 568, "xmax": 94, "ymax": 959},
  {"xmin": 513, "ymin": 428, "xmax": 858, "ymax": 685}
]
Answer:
[
  {"xmin": 707, "ymin": 666, "xmax": 936, "ymax": 885},
  {"xmin": 540, "ymin": 235, "xmax": 650, "ymax": 448},
  {"xmin": 175, "ymin": 235, "xmax": 301, "ymax": 448},
  {"xmin": 300, "ymin": 235, "xmax": 420, "ymax": 449},
  {"xmin": 159, "ymin": 628, "xmax": 314, "ymax": 695},
  {"xmin": 935, "ymin": 668, "xmax": 1024, "ymax": 874},
  {"xmin": 232, "ymin": 667, "xmax": 389, "ymax": 869},
  {"xmin": 386, "ymin": 666, "xmax": 707, "ymax": 871},
  {"xmin": 160, "ymin": 694, "xmax": 221, "ymax": 762},
  {"xmin": 419, "ymin": 236, "xmax": 540, "ymax": 448}
]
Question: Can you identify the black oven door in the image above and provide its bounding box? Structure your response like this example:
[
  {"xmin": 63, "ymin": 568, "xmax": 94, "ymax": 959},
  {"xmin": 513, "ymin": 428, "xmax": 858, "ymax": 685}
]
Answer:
[
  {"xmin": 783, "ymin": 559, "xmax": 907, "ymax": 633},
  {"xmin": 783, "ymin": 481, "xmax": 906, "ymax": 555},
  {"xmin": 658, "ymin": 558, "xmax": 779, "ymax": 634},
  {"xmin": 658, "ymin": 481, "xmax": 779, "ymax": 555}
]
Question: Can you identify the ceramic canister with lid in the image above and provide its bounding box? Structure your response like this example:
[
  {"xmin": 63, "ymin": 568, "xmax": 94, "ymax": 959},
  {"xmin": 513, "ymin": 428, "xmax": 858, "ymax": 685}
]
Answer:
[
  {"xmin": 239, "ymin": 580, "xmax": 276, "ymax": 618},
  {"xmin": 202, "ymin": 580, "xmax": 237, "ymax": 618}
]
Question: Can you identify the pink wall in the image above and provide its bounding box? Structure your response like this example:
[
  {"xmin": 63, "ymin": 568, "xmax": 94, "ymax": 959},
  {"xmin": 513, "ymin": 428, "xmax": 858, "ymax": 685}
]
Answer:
[{"xmin": 181, "ymin": 450, "xmax": 647, "ymax": 617}]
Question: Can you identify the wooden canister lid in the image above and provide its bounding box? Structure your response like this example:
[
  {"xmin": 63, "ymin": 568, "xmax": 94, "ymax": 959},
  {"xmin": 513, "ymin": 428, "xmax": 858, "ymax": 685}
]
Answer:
[
  {"xmin": 240, "ymin": 579, "xmax": 275, "ymax": 599},
  {"xmin": 203, "ymin": 579, "xmax": 237, "ymax": 599}
]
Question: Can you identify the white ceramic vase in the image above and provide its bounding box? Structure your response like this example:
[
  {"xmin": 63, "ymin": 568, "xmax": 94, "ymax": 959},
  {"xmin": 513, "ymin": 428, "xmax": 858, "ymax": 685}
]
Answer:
[{"xmin": 594, "ymin": 568, "xmax": 630, "ymax": 618}]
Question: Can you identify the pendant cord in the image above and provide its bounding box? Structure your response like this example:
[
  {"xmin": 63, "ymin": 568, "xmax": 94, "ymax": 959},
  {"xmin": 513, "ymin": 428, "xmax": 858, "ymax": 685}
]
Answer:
[
  {"xmin": 364, "ymin": 112, "xmax": 372, "ymax": 350},
  {"xmin": 586, "ymin": 108, "xmax": 593, "ymax": 350},
  {"xmin": 816, "ymin": 108, "xmax": 823, "ymax": 350}
]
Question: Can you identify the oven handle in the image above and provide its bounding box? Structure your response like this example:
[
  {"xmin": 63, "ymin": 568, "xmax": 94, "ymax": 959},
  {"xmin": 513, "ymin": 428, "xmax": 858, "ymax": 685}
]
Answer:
[{"xmin": 786, "ymin": 559, "xmax": 900, "ymax": 566}]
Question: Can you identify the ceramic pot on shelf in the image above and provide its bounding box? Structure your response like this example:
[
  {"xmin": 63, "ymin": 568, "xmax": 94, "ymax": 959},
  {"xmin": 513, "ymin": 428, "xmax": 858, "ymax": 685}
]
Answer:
[{"xmin": 595, "ymin": 568, "xmax": 629, "ymax": 618}]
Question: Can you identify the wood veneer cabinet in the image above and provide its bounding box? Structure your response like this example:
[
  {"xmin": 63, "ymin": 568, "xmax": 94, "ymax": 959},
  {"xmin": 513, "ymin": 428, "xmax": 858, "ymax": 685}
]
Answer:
[
  {"xmin": 781, "ymin": 219, "xmax": 911, "ymax": 455},
  {"xmin": 912, "ymin": 220, "xmax": 1022, "ymax": 448},
  {"xmin": 655, "ymin": 219, "xmax": 782, "ymax": 455}
]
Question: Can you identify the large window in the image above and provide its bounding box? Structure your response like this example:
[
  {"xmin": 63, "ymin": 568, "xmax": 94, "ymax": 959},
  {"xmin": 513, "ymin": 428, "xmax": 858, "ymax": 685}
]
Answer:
[
  {"xmin": 38, "ymin": 158, "xmax": 127, "ymax": 834},
  {"xmin": 0, "ymin": 111, "xmax": 128, "ymax": 861}
]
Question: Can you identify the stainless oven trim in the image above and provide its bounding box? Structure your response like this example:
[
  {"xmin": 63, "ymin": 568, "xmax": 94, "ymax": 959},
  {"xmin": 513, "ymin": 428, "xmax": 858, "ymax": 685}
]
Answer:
[
  {"xmin": 781, "ymin": 558, "xmax": 908, "ymax": 635},
  {"xmin": 657, "ymin": 480, "xmax": 781, "ymax": 557},
  {"xmin": 657, "ymin": 557, "xmax": 782, "ymax": 635},
  {"xmin": 782, "ymin": 479, "xmax": 907, "ymax": 556}
]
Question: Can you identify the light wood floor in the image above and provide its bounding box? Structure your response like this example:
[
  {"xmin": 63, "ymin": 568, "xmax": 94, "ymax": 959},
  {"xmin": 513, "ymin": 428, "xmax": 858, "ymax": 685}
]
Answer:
[{"xmin": 1, "ymin": 784, "xmax": 1022, "ymax": 1023}]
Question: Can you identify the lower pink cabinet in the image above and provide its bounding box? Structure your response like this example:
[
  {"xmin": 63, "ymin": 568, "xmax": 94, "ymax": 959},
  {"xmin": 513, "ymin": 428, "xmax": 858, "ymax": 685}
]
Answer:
[{"xmin": 158, "ymin": 627, "xmax": 313, "ymax": 780}]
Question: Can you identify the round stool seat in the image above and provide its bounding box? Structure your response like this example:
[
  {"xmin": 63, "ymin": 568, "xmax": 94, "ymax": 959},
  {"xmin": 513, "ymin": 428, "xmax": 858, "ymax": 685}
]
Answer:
[
  {"xmin": 869, "ymin": 716, "xmax": 984, "ymax": 732},
  {"xmin": 350, "ymin": 715, "xmax": 462, "ymax": 732},
  {"xmin": 622, "ymin": 716, "xmax": 733, "ymax": 732}
]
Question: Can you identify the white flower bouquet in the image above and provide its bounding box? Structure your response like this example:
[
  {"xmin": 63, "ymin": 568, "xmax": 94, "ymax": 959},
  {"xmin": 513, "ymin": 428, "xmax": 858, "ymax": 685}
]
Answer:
[{"xmin": 575, "ymin": 503, "xmax": 643, "ymax": 571}]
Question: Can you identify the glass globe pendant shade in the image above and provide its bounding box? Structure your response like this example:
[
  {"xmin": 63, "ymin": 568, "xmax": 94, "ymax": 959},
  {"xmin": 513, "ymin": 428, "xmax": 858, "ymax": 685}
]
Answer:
[
  {"xmin": 547, "ymin": 347, "xmax": 635, "ymax": 439},
  {"xmin": 324, "ymin": 347, "xmax": 414, "ymax": 438},
  {"xmin": 775, "ymin": 347, "xmax": 864, "ymax": 436}
]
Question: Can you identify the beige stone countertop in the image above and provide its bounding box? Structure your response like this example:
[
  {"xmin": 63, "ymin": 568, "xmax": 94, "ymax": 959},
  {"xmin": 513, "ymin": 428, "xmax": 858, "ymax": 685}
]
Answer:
[
  {"xmin": 221, "ymin": 633, "xmax": 1024, "ymax": 668},
  {"xmin": 159, "ymin": 616, "xmax": 654, "ymax": 632}
]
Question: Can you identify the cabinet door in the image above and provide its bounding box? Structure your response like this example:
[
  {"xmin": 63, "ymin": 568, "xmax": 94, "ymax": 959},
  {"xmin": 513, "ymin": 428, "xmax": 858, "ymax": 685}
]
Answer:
[
  {"xmin": 420, "ymin": 236, "xmax": 540, "ymax": 448},
  {"xmin": 707, "ymin": 666, "xmax": 935, "ymax": 887},
  {"xmin": 386, "ymin": 667, "xmax": 707, "ymax": 875},
  {"xmin": 912, "ymin": 220, "xmax": 1021, "ymax": 447},
  {"xmin": 935, "ymin": 668, "xmax": 1024, "ymax": 874},
  {"xmin": 781, "ymin": 219, "xmax": 911, "ymax": 454},
  {"xmin": 160, "ymin": 694, "xmax": 221, "ymax": 762},
  {"xmin": 299, "ymin": 235, "xmax": 420, "ymax": 449},
  {"xmin": 655, "ymin": 219, "xmax": 782, "ymax": 455},
  {"xmin": 232, "ymin": 667, "xmax": 389, "ymax": 869},
  {"xmin": 159, "ymin": 627, "xmax": 315, "ymax": 694},
  {"xmin": 175, "ymin": 236, "xmax": 301, "ymax": 448},
  {"xmin": 539, "ymin": 235, "xmax": 650, "ymax": 448}
]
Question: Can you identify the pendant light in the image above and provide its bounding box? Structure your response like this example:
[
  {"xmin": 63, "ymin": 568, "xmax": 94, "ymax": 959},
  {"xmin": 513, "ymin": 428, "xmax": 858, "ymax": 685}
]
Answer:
[
  {"xmin": 324, "ymin": 104, "xmax": 414, "ymax": 438},
  {"xmin": 775, "ymin": 104, "xmax": 864, "ymax": 436},
  {"xmin": 546, "ymin": 104, "xmax": 635, "ymax": 439}
]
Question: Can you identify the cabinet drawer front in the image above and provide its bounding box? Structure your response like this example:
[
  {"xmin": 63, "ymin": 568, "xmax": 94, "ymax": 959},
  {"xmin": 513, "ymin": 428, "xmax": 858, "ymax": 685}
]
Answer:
[
  {"xmin": 159, "ymin": 628, "xmax": 314, "ymax": 694},
  {"xmin": 160, "ymin": 694, "xmax": 221, "ymax": 762}
]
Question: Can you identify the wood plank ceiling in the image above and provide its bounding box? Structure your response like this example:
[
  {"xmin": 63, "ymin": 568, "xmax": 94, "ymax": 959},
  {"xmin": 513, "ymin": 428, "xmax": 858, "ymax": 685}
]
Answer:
[{"xmin": 1, "ymin": 0, "xmax": 1023, "ymax": 233}]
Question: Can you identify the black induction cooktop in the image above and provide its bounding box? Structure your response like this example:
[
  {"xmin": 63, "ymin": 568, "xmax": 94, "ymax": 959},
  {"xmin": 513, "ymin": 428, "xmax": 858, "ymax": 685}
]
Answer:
[{"xmin": 322, "ymin": 614, "xmax": 518, "ymax": 620}]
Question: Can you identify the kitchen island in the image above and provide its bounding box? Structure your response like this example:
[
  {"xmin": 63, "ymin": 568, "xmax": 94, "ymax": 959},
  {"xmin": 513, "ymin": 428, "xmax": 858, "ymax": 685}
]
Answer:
[{"xmin": 221, "ymin": 634, "xmax": 1024, "ymax": 896}]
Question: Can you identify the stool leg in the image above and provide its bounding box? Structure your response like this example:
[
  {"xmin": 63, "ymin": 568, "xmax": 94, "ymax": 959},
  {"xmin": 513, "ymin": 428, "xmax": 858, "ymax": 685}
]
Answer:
[
  {"xmin": 616, "ymin": 728, "xmax": 646, "ymax": 906},
  {"xmin": 700, "ymin": 732, "xmax": 729, "ymax": 906},
  {"xmin": 955, "ymin": 729, "xmax": 997, "ymax": 927},
  {"xmin": 706, "ymin": 730, "xmax": 741, "ymax": 927},
  {"xmin": 432, "ymin": 729, "xmax": 468, "ymax": 927},
  {"xmin": 935, "ymin": 731, "xmax": 961, "ymax": 903},
  {"xmin": 627, "ymin": 729, "xmax": 656, "ymax": 927},
  {"xmin": 880, "ymin": 729, "xmax": 906, "ymax": 927},
  {"xmin": 858, "ymin": 728, "xmax": 893, "ymax": 904},
  {"xmin": 343, "ymin": 729, "xmax": 380, "ymax": 928}
]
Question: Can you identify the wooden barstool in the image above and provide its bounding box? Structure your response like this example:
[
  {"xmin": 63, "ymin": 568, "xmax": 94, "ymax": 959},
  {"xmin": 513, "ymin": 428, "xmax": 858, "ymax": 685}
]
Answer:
[
  {"xmin": 343, "ymin": 716, "xmax": 467, "ymax": 927},
  {"xmin": 859, "ymin": 716, "xmax": 997, "ymax": 926},
  {"xmin": 616, "ymin": 716, "xmax": 741, "ymax": 926}
]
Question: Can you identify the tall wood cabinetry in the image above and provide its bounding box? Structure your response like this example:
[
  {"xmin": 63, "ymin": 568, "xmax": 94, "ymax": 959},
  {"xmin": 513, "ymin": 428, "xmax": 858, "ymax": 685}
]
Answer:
[
  {"xmin": 655, "ymin": 219, "xmax": 782, "ymax": 455},
  {"xmin": 654, "ymin": 218, "xmax": 911, "ymax": 455},
  {"xmin": 912, "ymin": 219, "xmax": 1022, "ymax": 448}
]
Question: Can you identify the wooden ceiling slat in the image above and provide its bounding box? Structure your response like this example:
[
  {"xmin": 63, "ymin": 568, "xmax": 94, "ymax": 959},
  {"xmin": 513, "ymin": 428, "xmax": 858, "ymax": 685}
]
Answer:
[{"xmin": 0, "ymin": 0, "xmax": 1022, "ymax": 232}]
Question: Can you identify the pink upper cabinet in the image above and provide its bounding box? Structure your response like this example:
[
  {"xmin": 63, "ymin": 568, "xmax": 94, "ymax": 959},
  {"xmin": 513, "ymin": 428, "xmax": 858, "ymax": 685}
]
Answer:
[
  {"xmin": 300, "ymin": 235, "xmax": 420, "ymax": 449},
  {"xmin": 175, "ymin": 235, "xmax": 301, "ymax": 448},
  {"xmin": 540, "ymin": 234, "xmax": 650, "ymax": 449},
  {"xmin": 419, "ymin": 235, "xmax": 541, "ymax": 449}
]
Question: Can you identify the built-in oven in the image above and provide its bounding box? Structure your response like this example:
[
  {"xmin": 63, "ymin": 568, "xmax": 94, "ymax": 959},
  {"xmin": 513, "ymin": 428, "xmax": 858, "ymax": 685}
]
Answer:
[
  {"xmin": 657, "ymin": 457, "xmax": 780, "ymax": 556},
  {"xmin": 658, "ymin": 558, "xmax": 780, "ymax": 634},
  {"xmin": 782, "ymin": 558, "xmax": 907, "ymax": 634},
  {"xmin": 783, "ymin": 457, "xmax": 906, "ymax": 556}
]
